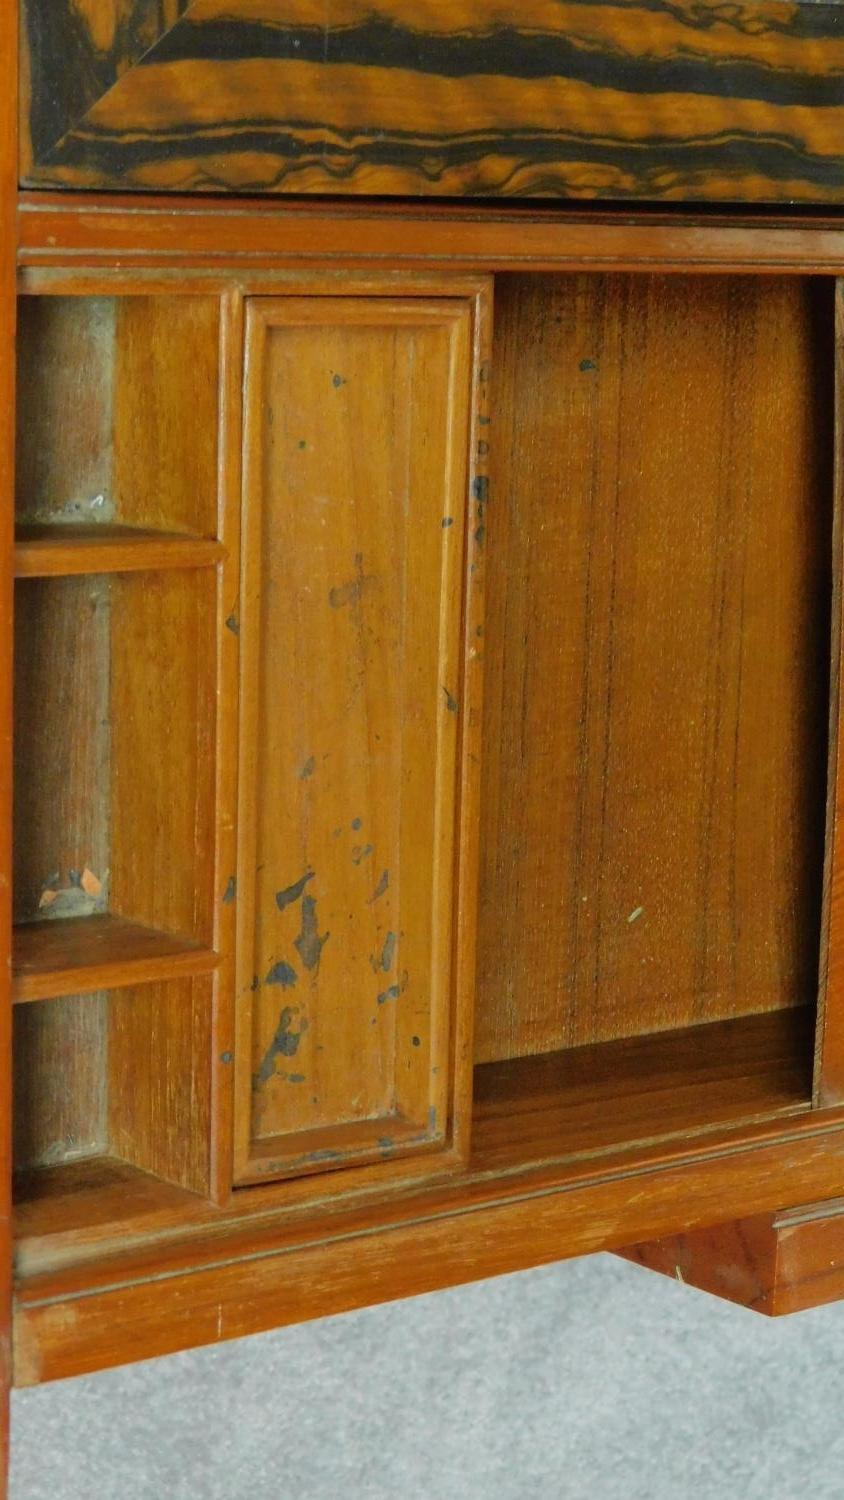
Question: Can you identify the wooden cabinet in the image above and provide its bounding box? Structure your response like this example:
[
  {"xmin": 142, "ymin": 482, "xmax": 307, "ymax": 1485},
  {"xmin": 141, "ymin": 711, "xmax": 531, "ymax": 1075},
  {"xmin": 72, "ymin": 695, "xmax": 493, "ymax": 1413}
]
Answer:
[
  {"xmin": 5, "ymin": 1, "xmax": 844, "ymax": 1493},
  {"xmin": 12, "ymin": 240, "xmax": 844, "ymax": 1378}
]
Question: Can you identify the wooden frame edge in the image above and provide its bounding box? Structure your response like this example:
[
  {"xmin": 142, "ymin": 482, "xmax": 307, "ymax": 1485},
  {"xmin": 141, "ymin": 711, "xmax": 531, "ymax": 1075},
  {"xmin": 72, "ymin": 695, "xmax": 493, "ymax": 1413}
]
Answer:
[{"xmin": 2, "ymin": 1, "xmax": 17, "ymax": 1480}]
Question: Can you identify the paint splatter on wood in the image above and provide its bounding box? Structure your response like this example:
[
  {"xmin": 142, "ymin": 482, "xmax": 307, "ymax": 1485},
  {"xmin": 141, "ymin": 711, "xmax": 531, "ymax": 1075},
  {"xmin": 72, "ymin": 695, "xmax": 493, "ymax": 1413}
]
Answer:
[
  {"xmin": 275, "ymin": 870, "xmax": 314, "ymax": 911},
  {"xmin": 294, "ymin": 894, "xmax": 330, "ymax": 972}
]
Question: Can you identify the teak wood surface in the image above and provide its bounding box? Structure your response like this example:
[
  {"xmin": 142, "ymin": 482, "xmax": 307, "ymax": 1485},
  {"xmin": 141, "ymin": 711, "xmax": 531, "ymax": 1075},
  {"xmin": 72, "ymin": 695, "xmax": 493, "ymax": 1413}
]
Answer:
[
  {"xmin": 7, "ymin": 60, "xmax": 844, "ymax": 1500},
  {"xmin": 0, "ymin": 0, "xmax": 15, "ymax": 1484},
  {"xmin": 620, "ymin": 1196, "xmax": 844, "ymax": 1316},
  {"xmin": 18, "ymin": 0, "xmax": 844, "ymax": 203},
  {"xmin": 234, "ymin": 289, "xmax": 486, "ymax": 1184}
]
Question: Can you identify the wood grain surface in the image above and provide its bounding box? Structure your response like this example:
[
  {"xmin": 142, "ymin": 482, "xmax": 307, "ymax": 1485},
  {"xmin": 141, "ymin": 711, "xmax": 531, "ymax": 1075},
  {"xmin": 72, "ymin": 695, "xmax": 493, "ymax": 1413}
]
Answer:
[
  {"xmin": 234, "ymin": 289, "xmax": 483, "ymax": 1184},
  {"xmin": 20, "ymin": 0, "xmax": 844, "ymax": 203},
  {"xmin": 16, "ymin": 292, "xmax": 220, "ymax": 535},
  {"xmin": 18, "ymin": 196, "xmax": 844, "ymax": 277},
  {"xmin": 619, "ymin": 1195, "xmax": 844, "ymax": 1315},
  {"xmin": 13, "ymin": 575, "xmax": 112, "ymax": 926},
  {"xmin": 15, "ymin": 1104, "xmax": 844, "ymax": 1386},
  {"xmin": 14, "ymin": 526, "xmax": 224, "ymax": 578},
  {"xmin": 8, "ymin": 216, "xmax": 844, "ymax": 1403},
  {"xmin": 12, "ymin": 913, "xmax": 219, "ymax": 1004},
  {"xmin": 476, "ymin": 272, "xmax": 833, "ymax": 1062},
  {"xmin": 472, "ymin": 1009, "xmax": 814, "ymax": 1173},
  {"xmin": 2, "ymin": 0, "xmax": 17, "ymax": 1470},
  {"xmin": 816, "ymin": 278, "xmax": 844, "ymax": 1103}
]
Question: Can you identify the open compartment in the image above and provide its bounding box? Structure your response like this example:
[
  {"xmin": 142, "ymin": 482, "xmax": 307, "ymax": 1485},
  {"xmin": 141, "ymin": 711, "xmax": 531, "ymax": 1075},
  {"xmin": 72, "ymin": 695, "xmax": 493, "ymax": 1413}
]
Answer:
[
  {"xmin": 11, "ymin": 286, "xmax": 227, "ymax": 1260},
  {"xmin": 12, "ymin": 566, "xmax": 220, "ymax": 1251},
  {"xmin": 14, "ymin": 291, "xmax": 222, "ymax": 573},
  {"xmin": 472, "ymin": 271, "xmax": 835, "ymax": 1170},
  {"xmin": 13, "ymin": 975, "xmax": 215, "ymax": 1264},
  {"xmin": 13, "ymin": 569, "xmax": 218, "ymax": 975}
]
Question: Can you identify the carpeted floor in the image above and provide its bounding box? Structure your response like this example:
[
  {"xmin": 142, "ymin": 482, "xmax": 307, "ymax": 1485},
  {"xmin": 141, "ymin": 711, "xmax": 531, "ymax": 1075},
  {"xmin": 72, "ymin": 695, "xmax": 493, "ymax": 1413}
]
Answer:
[{"xmin": 11, "ymin": 1252, "xmax": 844, "ymax": 1499}]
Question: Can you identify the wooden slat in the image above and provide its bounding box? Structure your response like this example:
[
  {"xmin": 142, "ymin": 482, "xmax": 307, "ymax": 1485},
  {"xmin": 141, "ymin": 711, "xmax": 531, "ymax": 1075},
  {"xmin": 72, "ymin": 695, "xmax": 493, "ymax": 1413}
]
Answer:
[
  {"xmin": 17, "ymin": 196, "xmax": 844, "ymax": 276},
  {"xmin": 817, "ymin": 279, "xmax": 844, "ymax": 1105},
  {"xmin": 1, "ymin": 0, "xmax": 16, "ymax": 1474},
  {"xmin": 19, "ymin": 0, "xmax": 844, "ymax": 204},
  {"xmin": 12, "ymin": 914, "xmax": 220, "ymax": 1004},
  {"xmin": 14, "ymin": 526, "xmax": 225, "ymax": 578},
  {"xmin": 207, "ymin": 289, "xmax": 244, "ymax": 1204}
]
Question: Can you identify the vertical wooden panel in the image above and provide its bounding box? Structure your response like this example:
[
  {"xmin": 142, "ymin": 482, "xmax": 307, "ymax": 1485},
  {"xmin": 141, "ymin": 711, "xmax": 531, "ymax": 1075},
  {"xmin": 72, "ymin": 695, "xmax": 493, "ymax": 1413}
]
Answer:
[
  {"xmin": 208, "ymin": 290, "xmax": 244, "ymax": 1204},
  {"xmin": 235, "ymin": 291, "xmax": 482, "ymax": 1183},
  {"xmin": 1, "ymin": 0, "xmax": 16, "ymax": 1476},
  {"xmin": 817, "ymin": 280, "xmax": 844, "ymax": 1105},
  {"xmin": 477, "ymin": 273, "xmax": 832, "ymax": 1064},
  {"xmin": 108, "ymin": 978, "xmax": 212, "ymax": 1195},
  {"xmin": 113, "ymin": 296, "xmax": 220, "ymax": 536},
  {"xmin": 106, "ymin": 565, "xmax": 218, "ymax": 1196},
  {"xmin": 109, "ymin": 570, "xmax": 217, "ymax": 944}
]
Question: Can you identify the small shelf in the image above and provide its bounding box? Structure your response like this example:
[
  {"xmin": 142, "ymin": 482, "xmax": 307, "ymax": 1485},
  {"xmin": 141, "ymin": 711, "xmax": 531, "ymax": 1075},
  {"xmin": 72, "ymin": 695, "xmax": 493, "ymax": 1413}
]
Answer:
[
  {"xmin": 14, "ymin": 1156, "xmax": 211, "ymax": 1277},
  {"xmin": 12, "ymin": 914, "xmax": 220, "ymax": 1003},
  {"xmin": 470, "ymin": 1008, "xmax": 815, "ymax": 1175},
  {"xmin": 14, "ymin": 525, "xmax": 225, "ymax": 578}
]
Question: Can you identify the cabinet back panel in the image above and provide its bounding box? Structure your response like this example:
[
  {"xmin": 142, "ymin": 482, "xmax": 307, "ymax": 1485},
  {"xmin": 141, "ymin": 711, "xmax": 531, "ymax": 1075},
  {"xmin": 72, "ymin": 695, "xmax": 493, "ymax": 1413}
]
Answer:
[
  {"xmin": 13, "ymin": 994, "xmax": 107, "ymax": 1172},
  {"xmin": 16, "ymin": 297, "xmax": 114, "ymax": 526},
  {"xmin": 14, "ymin": 576, "xmax": 111, "ymax": 923},
  {"xmin": 110, "ymin": 571, "xmax": 217, "ymax": 944},
  {"xmin": 476, "ymin": 273, "xmax": 833, "ymax": 1064}
]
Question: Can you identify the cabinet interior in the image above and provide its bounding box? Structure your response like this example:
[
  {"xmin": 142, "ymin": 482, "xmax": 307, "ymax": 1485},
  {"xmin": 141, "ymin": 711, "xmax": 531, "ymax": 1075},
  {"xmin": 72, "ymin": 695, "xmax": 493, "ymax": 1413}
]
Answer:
[
  {"xmin": 11, "ymin": 270, "xmax": 837, "ymax": 1268},
  {"xmin": 471, "ymin": 271, "xmax": 833, "ymax": 1169}
]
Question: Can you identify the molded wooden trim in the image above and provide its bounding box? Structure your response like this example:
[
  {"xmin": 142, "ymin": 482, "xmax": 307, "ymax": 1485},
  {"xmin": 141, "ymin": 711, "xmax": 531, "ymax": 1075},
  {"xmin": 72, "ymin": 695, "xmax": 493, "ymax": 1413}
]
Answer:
[
  {"xmin": 17, "ymin": 195, "xmax": 844, "ymax": 275},
  {"xmin": 15, "ymin": 1109, "xmax": 844, "ymax": 1386}
]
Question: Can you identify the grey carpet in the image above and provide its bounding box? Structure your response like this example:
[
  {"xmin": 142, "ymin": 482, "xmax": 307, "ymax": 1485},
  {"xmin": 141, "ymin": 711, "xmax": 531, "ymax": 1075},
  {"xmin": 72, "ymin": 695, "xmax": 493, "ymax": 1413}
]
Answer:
[{"xmin": 11, "ymin": 1253, "xmax": 844, "ymax": 1499}]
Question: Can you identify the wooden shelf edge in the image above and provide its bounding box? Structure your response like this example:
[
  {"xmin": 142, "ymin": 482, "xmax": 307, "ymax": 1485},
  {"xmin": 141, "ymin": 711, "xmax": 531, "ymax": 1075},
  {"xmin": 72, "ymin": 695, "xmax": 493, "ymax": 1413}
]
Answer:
[
  {"xmin": 14, "ymin": 526, "xmax": 225, "ymax": 578},
  {"xmin": 13, "ymin": 1104, "xmax": 844, "ymax": 1388},
  {"xmin": 12, "ymin": 914, "xmax": 220, "ymax": 1003}
]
